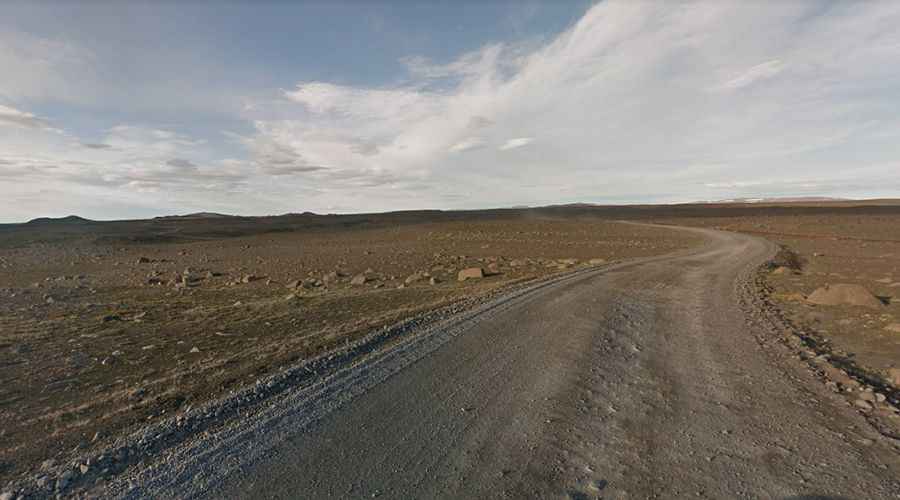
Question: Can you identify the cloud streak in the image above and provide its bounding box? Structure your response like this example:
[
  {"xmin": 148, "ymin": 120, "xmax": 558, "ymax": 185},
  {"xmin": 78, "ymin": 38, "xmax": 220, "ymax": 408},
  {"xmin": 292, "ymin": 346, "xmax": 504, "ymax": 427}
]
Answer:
[
  {"xmin": 2, "ymin": 0, "xmax": 900, "ymax": 221},
  {"xmin": 0, "ymin": 104, "xmax": 54, "ymax": 130}
]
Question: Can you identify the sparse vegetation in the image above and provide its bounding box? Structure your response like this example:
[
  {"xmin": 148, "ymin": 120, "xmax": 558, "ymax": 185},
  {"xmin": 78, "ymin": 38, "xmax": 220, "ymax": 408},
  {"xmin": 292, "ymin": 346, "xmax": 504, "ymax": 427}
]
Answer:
[{"xmin": 767, "ymin": 245, "xmax": 804, "ymax": 271}]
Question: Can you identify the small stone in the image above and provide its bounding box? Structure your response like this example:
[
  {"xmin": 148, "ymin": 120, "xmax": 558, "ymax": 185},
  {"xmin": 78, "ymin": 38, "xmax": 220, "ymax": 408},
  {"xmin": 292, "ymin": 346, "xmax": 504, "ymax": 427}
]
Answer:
[
  {"xmin": 404, "ymin": 271, "xmax": 426, "ymax": 285},
  {"xmin": 350, "ymin": 274, "xmax": 369, "ymax": 286},
  {"xmin": 875, "ymin": 393, "xmax": 887, "ymax": 403},
  {"xmin": 858, "ymin": 392, "xmax": 876, "ymax": 403},
  {"xmin": 888, "ymin": 368, "xmax": 900, "ymax": 386},
  {"xmin": 190, "ymin": 347, "xmax": 200, "ymax": 353},
  {"xmin": 854, "ymin": 399, "xmax": 873, "ymax": 410},
  {"xmin": 458, "ymin": 267, "xmax": 485, "ymax": 281},
  {"xmin": 0, "ymin": 493, "xmax": 13, "ymax": 500},
  {"xmin": 80, "ymin": 463, "xmax": 89, "ymax": 474},
  {"xmin": 57, "ymin": 470, "xmax": 74, "ymax": 490},
  {"xmin": 885, "ymin": 323, "xmax": 900, "ymax": 334},
  {"xmin": 429, "ymin": 277, "xmax": 439, "ymax": 285}
]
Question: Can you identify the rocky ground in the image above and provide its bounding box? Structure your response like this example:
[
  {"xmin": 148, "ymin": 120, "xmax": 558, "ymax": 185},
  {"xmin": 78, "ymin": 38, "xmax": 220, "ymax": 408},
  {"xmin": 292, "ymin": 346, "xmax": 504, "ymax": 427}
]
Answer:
[
  {"xmin": 666, "ymin": 210, "xmax": 900, "ymax": 392},
  {"xmin": 0, "ymin": 212, "xmax": 700, "ymax": 485},
  {"xmin": 4, "ymin": 202, "xmax": 900, "ymax": 497}
]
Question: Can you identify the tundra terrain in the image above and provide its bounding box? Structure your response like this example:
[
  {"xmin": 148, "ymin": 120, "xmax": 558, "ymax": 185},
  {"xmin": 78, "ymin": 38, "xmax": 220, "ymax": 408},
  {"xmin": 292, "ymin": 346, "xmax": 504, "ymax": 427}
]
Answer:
[
  {"xmin": 0, "ymin": 211, "xmax": 698, "ymax": 486},
  {"xmin": 2, "ymin": 202, "xmax": 899, "ymax": 498}
]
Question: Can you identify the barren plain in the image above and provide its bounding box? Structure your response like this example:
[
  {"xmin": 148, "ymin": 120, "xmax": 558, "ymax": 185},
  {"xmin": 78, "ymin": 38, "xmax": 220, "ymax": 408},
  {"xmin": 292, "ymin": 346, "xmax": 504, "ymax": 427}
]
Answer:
[
  {"xmin": 2, "ymin": 202, "xmax": 900, "ymax": 498},
  {"xmin": 0, "ymin": 210, "xmax": 699, "ymax": 484}
]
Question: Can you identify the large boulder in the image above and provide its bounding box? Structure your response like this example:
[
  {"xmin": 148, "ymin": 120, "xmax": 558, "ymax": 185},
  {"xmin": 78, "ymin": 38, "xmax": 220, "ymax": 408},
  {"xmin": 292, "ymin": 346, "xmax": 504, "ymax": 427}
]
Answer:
[
  {"xmin": 458, "ymin": 267, "xmax": 484, "ymax": 281},
  {"xmin": 806, "ymin": 284, "xmax": 884, "ymax": 309}
]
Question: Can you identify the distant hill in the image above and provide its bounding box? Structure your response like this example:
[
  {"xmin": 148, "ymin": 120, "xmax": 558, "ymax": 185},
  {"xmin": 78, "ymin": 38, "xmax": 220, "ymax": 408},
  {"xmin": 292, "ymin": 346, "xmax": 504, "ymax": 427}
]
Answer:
[
  {"xmin": 26, "ymin": 215, "xmax": 94, "ymax": 225},
  {"xmin": 154, "ymin": 212, "xmax": 234, "ymax": 220},
  {"xmin": 695, "ymin": 196, "xmax": 849, "ymax": 204}
]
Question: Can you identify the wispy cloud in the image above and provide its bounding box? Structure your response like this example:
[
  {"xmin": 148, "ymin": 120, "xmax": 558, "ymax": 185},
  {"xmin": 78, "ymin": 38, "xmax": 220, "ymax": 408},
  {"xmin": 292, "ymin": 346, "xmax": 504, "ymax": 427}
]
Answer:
[
  {"xmin": 717, "ymin": 60, "xmax": 786, "ymax": 90},
  {"xmin": 2, "ymin": 0, "xmax": 900, "ymax": 221},
  {"xmin": 499, "ymin": 137, "xmax": 533, "ymax": 151},
  {"xmin": 0, "ymin": 104, "xmax": 54, "ymax": 130}
]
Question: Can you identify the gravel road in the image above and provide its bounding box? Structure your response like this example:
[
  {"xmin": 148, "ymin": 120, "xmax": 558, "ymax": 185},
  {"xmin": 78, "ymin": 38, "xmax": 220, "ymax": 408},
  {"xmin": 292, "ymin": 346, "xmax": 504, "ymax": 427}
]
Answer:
[{"xmin": 109, "ymin": 225, "xmax": 899, "ymax": 499}]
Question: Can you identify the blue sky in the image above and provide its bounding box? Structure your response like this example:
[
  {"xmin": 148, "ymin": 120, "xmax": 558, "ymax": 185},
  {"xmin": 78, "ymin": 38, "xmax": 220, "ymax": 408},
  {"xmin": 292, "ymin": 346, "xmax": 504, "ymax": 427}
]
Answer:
[{"xmin": 1, "ymin": 0, "xmax": 899, "ymax": 221}]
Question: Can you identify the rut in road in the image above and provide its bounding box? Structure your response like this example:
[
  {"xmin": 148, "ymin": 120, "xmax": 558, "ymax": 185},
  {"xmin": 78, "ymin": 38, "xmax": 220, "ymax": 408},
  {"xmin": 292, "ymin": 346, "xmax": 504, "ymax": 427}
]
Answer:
[{"xmin": 109, "ymin": 226, "xmax": 900, "ymax": 499}]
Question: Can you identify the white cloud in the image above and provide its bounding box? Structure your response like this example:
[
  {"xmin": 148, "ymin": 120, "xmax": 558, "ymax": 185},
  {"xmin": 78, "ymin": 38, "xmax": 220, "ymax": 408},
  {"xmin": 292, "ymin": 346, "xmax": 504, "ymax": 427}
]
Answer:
[
  {"xmin": 0, "ymin": 30, "xmax": 98, "ymax": 104},
  {"xmin": 499, "ymin": 137, "xmax": 534, "ymax": 151},
  {"xmin": 0, "ymin": 104, "xmax": 54, "ymax": 130},
  {"xmin": 717, "ymin": 60, "xmax": 786, "ymax": 90},
  {"xmin": 448, "ymin": 137, "xmax": 485, "ymax": 153},
  {"xmin": 241, "ymin": 0, "xmax": 900, "ymax": 211},
  {"xmin": 3, "ymin": 0, "xmax": 900, "ymax": 220}
]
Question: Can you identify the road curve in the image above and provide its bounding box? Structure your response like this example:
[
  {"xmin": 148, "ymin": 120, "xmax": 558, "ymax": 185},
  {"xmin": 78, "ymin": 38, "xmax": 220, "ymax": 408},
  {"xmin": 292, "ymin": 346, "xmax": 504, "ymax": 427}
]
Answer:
[{"xmin": 122, "ymin": 226, "xmax": 900, "ymax": 499}]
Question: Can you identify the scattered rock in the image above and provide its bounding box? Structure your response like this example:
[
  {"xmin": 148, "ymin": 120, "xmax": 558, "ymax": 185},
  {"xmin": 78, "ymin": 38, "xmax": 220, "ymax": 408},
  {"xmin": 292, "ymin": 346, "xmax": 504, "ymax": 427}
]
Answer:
[
  {"xmin": 854, "ymin": 398, "xmax": 873, "ymax": 410},
  {"xmin": 405, "ymin": 271, "xmax": 427, "ymax": 285},
  {"xmin": 806, "ymin": 284, "xmax": 884, "ymax": 309},
  {"xmin": 885, "ymin": 323, "xmax": 900, "ymax": 333},
  {"xmin": 458, "ymin": 267, "xmax": 484, "ymax": 281},
  {"xmin": 0, "ymin": 492, "xmax": 13, "ymax": 500},
  {"xmin": 887, "ymin": 367, "xmax": 900, "ymax": 386},
  {"xmin": 56, "ymin": 470, "xmax": 74, "ymax": 490},
  {"xmin": 858, "ymin": 391, "xmax": 876, "ymax": 402},
  {"xmin": 322, "ymin": 271, "xmax": 340, "ymax": 284}
]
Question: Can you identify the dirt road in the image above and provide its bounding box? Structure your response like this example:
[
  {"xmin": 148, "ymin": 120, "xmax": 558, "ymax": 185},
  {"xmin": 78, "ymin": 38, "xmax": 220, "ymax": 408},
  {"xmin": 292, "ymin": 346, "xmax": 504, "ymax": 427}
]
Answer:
[{"xmin": 108, "ymin": 226, "xmax": 899, "ymax": 499}]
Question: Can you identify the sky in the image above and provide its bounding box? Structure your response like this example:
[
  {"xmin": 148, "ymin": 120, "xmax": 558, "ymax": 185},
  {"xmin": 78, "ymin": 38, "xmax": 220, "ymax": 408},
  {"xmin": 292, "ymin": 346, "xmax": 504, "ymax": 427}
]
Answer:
[{"xmin": 1, "ymin": 0, "xmax": 899, "ymax": 222}]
